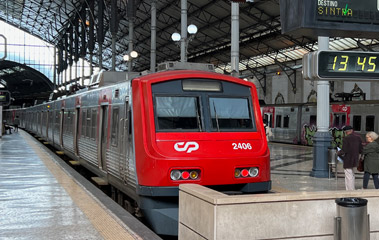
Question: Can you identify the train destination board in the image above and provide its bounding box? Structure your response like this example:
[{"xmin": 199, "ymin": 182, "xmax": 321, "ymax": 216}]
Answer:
[
  {"xmin": 317, "ymin": 0, "xmax": 379, "ymax": 24},
  {"xmin": 280, "ymin": 0, "xmax": 379, "ymax": 38}
]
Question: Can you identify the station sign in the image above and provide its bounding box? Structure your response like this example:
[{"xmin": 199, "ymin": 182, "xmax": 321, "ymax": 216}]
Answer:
[
  {"xmin": 303, "ymin": 50, "xmax": 379, "ymax": 81},
  {"xmin": 0, "ymin": 90, "xmax": 11, "ymax": 106},
  {"xmin": 280, "ymin": 0, "xmax": 379, "ymax": 38}
]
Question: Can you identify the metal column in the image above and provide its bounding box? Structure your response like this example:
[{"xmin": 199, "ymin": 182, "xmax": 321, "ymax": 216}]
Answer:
[
  {"xmin": 150, "ymin": 0, "xmax": 157, "ymax": 72},
  {"xmin": 180, "ymin": 0, "xmax": 187, "ymax": 63},
  {"xmin": 231, "ymin": 2, "xmax": 239, "ymax": 77},
  {"xmin": 311, "ymin": 36, "xmax": 332, "ymax": 178}
]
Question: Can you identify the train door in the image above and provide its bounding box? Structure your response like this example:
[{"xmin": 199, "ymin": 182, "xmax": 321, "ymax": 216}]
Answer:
[
  {"xmin": 263, "ymin": 113, "xmax": 273, "ymax": 128},
  {"xmin": 332, "ymin": 113, "xmax": 346, "ymax": 129},
  {"xmin": 262, "ymin": 107, "xmax": 275, "ymax": 128},
  {"xmin": 331, "ymin": 105, "xmax": 350, "ymax": 129},
  {"xmin": 74, "ymin": 108, "xmax": 80, "ymax": 155},
  {"xmin": 98, "ymin": 105, "xmax": 108, "ymax": 171}
]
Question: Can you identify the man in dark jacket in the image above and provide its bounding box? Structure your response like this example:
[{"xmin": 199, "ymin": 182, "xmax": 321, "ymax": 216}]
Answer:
[{"xmin": 338, "ymin": 125, "xmax": 363, "ymax": 190}]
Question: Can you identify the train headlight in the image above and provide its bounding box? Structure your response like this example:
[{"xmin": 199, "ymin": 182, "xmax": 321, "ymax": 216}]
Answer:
[
  {"xmin": 249, "ymin": 167, "xmax": 259, "ymax": 177},
  {"xmin": 170, "ymin": 170, "xmax": 182, "ymax": 180},
  {"xmin": 170, "ymin": 169, "xmax": 201, "ymax": 181},
  {"xmin": 190, "ymin": 171, "xmax": 199, "ymax": 180},
  {"xmin": 235, "ymin": 167, "xmax": 259, "ymax": 178}
]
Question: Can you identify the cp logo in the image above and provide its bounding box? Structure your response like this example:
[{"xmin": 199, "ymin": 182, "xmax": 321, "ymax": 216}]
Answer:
[{"xmin": 174, "ymin": 142, "xmax": 199, "ymax": 153}]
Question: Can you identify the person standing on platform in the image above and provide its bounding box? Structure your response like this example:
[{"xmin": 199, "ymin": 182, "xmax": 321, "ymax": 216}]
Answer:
[
  {"xmin": 14, "ymin": 116, "xmax": 20, "ymax": 132},
  {"xmin": 362, "ymin": 131, "xmax": 379, "ymax": 189},
  {"xmin": 263, "ymin": 119, "xmax": 273, "ymax": 142},
  {"xmin": 338, "ymin": 125, "xmax": 363, "ymax": 191}
]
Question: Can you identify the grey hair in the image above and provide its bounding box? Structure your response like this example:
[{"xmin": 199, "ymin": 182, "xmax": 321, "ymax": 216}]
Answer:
[{"xmin": 366, "ymin": 131, "xmax": 379, "ymax": 141}]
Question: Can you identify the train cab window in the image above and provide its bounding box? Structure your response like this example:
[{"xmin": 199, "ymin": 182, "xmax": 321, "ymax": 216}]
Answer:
[
  {"xmin": 366, "ymin": 116, "xmax": 375, "ymax": 131},
  {"xmin": 276, "ymin": 115, "xmax": 282, "ymax": 128},
  {"xmin": 283, "ymin": 115, "xmax": 290, "ymax": 128},
  {"xmin": 111, "ymin": 107, "xmax": 119, "ymax": 146},
  {"xmin": 155, "ymin": 96, "xmax": 201, "ymax": 131},
  {"xmin": 353, "ymin": 116, "xmax": 361, "ymax": 131},
  {"xmin": 209, "ymin": 97, "xmax": 254, "ymax": 131}
]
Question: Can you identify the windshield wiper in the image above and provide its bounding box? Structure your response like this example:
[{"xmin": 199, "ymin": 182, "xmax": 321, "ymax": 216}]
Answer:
[
  {"xmin": 213, "ymin": 102, "xmax": 220, "ymax": 132},
  {"xmin": 196, "ymin": 107, "xmax": 202, "ymax": 132}
]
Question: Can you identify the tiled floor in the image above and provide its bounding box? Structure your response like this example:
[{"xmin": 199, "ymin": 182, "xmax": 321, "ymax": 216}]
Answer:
[{"xmin": 269, "ymin": 142, "xmax": 377, "ymax": 193}]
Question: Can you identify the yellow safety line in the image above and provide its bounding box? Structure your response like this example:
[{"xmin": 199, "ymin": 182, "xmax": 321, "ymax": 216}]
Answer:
[{"xmin": 21, "ymin": 132, "xmax": 141, "ymax": 240}]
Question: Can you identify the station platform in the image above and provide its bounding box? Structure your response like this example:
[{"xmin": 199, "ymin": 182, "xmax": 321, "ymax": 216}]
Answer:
[
  {"xmin": 270, "ymin": 142, "xmax": 372, "ymax": 192},
  {"xmin": 0, "ymin": 130, "xmax": 161, "ymax": 240}
]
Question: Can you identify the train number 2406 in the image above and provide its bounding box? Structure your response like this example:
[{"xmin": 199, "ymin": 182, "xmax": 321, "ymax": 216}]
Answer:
[{"xmin": 232, "ymin": 143, "xmax": 252, "ymax": 150}]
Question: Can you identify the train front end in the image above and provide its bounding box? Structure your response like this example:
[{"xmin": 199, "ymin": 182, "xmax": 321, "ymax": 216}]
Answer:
[{"xmin": 132, "ymin": 68, "xmax": 270, "ymax": 235}]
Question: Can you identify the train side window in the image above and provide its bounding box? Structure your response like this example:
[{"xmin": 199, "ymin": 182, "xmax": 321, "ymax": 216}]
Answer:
[
  {"xmin": 86, "ymin": 110, "xmax": 91, "ymax": 138},
  {"xmin": 82, "ymin": 109, "xmax": 87, "ymax": 137},
  {"xmin": 366, "ymin": 116, "xmax": 375, "ymax": 131},
  {"xmin": 55, "ymin": 110, "xmax": 60, "ymax": 133},
  {"xmin": 310, "ymin": 115, "xmax": 317, "ymax": 126},
  {"xmin": 64, "ymin": 111, "xmax": 68, "ymax": 133},
  {"xmin": 353, "ymin": 116, "xmax": 361, "ymax": 131},
  {"xmin": 283, "ymin": 115, "xmax": 289, "ymax": 128},
  {"xmin": 111, "ymin": 107, "xmax": 119, "ymax": 147},
  {"xmin": 68, "ymin": 111, "xmax": 73, "ymax": 133},
  {"xmin": 91, "ymin": 109, "xmax": 97, "ymax": 139},
  {"xmin": 275, "ymin": 115, "xmax": 282, "ymax": 128}
]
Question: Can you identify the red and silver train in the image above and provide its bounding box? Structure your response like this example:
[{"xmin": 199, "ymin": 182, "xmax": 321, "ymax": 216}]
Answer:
[{"xmin": 5, "ymin": 63, "xmax": 271, "ymax": 236}]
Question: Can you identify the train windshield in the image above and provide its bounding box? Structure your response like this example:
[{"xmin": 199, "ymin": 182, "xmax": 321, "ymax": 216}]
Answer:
[
  {"xmin": 152, "ymin": 79, "xmax": 256, "ymax": 132},
  {"xmin": 155, "ymin": 96, "xmax": 201, "ymax": 131},
  {"xmin": 210, "ymin": 97, "xmax": 253, "ymax": 131}
]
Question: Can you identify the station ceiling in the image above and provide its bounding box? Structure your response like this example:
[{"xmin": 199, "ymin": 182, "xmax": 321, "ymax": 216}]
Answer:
[{"xmin": 0, "ymin": 0, "xmax": 378, "ymax": 105}]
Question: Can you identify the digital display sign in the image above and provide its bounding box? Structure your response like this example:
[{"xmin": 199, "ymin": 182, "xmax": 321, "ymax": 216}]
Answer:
[
  {"xmin": 0, "ymin": 91, "xmax": 11, "ymax": 106},
  {"xmin": 317, "ymin": 51, "xmax": 379, "ymax": 80},
  {"xmin": 317, "ymin": 0, "xmax": 379, "ymax": 24},
  {"xmin": 280, "ymin": 0, "xmax": 379, "ymax": 38}
]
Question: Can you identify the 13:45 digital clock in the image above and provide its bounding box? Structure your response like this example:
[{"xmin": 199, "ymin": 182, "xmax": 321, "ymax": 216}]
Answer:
[{"xmin": 317, "ymin": 51, "xmax": 379, "ymax": 80}]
